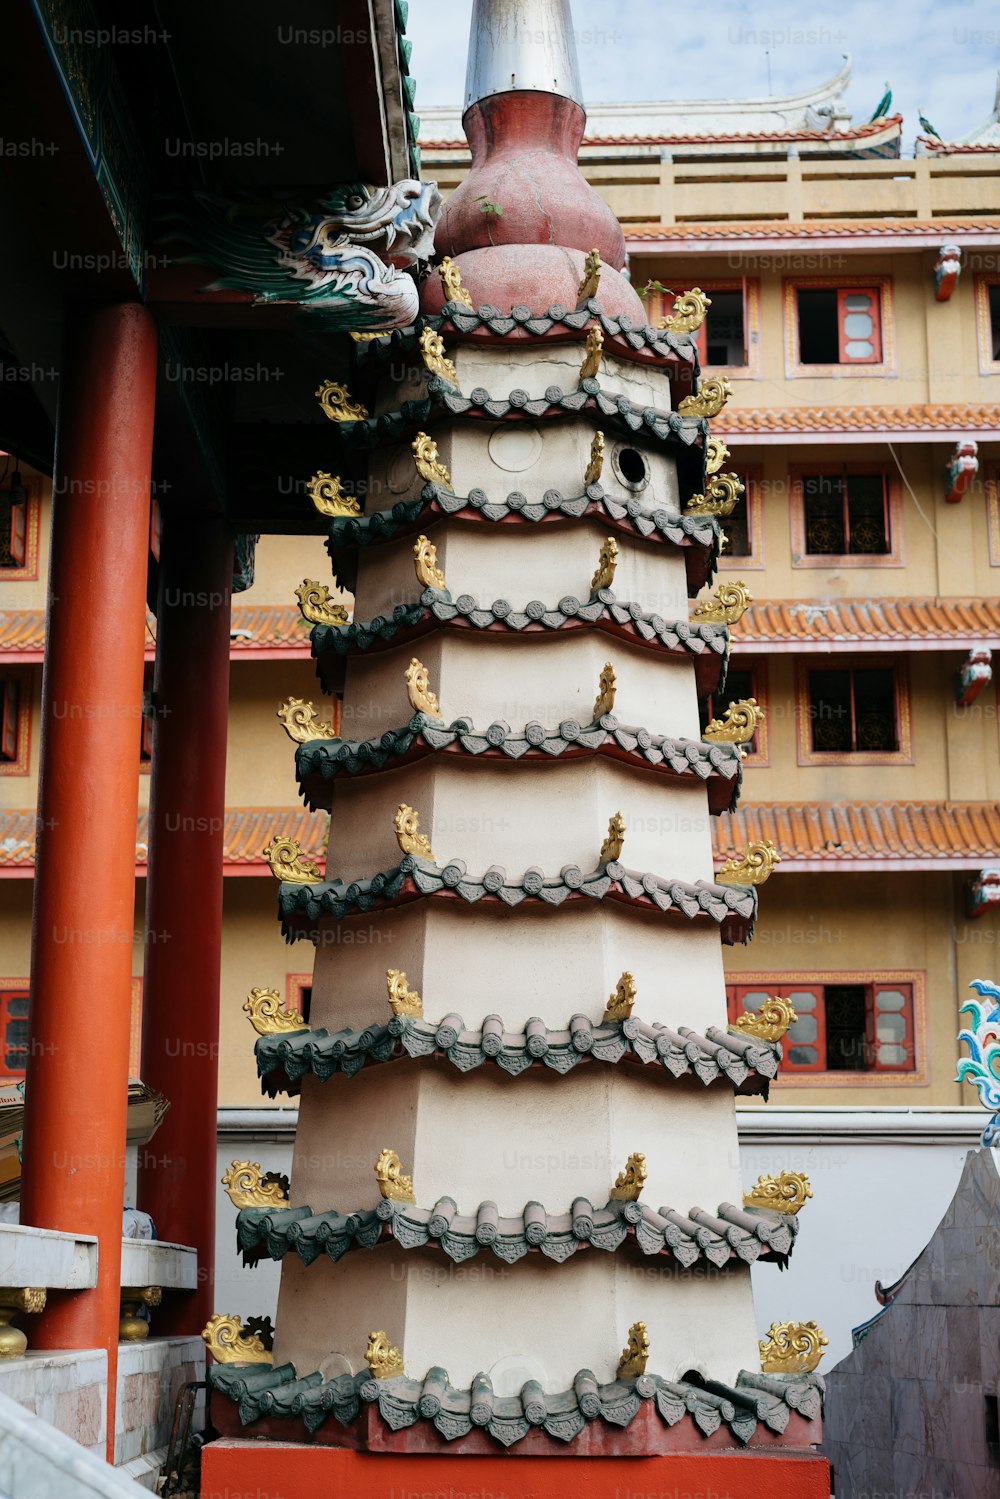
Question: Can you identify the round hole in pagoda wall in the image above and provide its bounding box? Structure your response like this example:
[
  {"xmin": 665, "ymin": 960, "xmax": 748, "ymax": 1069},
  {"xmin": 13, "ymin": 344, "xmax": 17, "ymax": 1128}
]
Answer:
[
  {"xmin": 488, "ymin": 424, "xmax": 543, "ymax": 473},
  {"xmin": 612, "ymin": 444, "xmax": 649, "ymax": 492}
]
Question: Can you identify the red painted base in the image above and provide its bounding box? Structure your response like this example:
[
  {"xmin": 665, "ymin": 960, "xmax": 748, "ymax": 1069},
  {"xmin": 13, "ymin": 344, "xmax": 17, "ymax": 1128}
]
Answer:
[{"xmin": 202, "ymin": 1440, "xmax": 830, "ymax": 1498}]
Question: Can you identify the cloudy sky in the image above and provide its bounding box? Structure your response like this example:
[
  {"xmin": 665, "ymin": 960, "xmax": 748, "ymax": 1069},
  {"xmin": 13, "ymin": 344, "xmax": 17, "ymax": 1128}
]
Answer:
[{"xmin": 407, "ymin": 0, "xmax": 1000, "ymax": 149}]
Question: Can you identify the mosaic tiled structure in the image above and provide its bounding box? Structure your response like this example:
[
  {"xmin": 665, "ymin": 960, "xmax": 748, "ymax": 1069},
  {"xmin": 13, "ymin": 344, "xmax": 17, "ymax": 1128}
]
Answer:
[{"xmin": 208, "ymin": 0, "xmax": 826, "ymax": 1468}]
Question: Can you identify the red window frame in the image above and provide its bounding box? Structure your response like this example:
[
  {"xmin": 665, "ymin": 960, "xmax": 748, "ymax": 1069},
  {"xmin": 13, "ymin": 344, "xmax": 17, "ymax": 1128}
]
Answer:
[
  {"xmin": 1, "ymin": 679, "xmax": 19, "ymax": 762},
  {"xmin": 726, "ymin": 981, "xmax": 916, "ymax": 1075},
  {"xmin": 0, "ymin": 988, "xmax": 30, "ymax": 1079},
  {"xmin": 836, "ymin": 287, "xmax": 882, "ymax": 364}
]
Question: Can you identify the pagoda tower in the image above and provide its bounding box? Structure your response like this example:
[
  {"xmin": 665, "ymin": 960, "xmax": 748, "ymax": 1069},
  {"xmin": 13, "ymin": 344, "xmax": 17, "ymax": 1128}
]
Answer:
[{"xmin": 205, "ymin": 2, "xmax": 829, "ymax": 1487}]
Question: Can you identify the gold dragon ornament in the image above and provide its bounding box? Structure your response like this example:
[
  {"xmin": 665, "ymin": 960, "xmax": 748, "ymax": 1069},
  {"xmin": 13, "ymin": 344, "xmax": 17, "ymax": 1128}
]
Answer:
[
  {"xmin": 717, "ymin": 839, "xmax": 781, "ymax": 887},
  {"xmin": 610, "ymin": 1152, "xmax": 647, "ymax": 1201},
  {"xmin": 592, "ymin": 661, "xmax": 617, "ymax": 721},
  {"xmin": 600, "ymin": 811, "xmax": 626, "ymax": 863},
  {"xmin": 202, "ymin": 1313, "xmax": 273, "ymax": 1366},
  {"xmin": 602, "ymin": 972, "xmax": 637, "ymax": 1024},
  {"xmin": 686, "ymin": 472, "xmax": 745, "ymax": 518},
  {"xmin": 405, "ymin": 657, "xmax": 442, "ymax": 718},
  {"xmin": 221, "ymin": 1161, "xmax": 289, "ymax": 1210},
  {"xmin": 263, "ymin": 836, "xmax": 323, "ymax": 884},
  {"xmin": 617, "ymin": 1322, "xmax": 650, "ymax": 1379},
  {"xmin": 591, "ymin": 536, "xmax": 618, "ymax": 593},
  {"xmin": 276, "ymin": 698, "xmax": 337, "ymax": 744},
  {"xmin": 584, "ymin": 430, "xmax": 605, "ymax": 486},
  {"xmin": 438, "ymin": 256, "xmax": 473, "ymax": 309},
  {"xmin": 419, "ymin": 326, "xmax": 460, "ymax": 388},
  {"xmin": 315, "ymin": 380, "xmax": 369, "ymax": 422},
  {"xmin": 730, "ymin": 995, "xmax": 798, "ymax": 1043},
  {"xmin": 705, "ymin": 436, "xmax": 730, "ymax": 475},
  {"xmin": 576, "ymin": 248, "xmax": 602, "ymax": 305},
  {"xmin": 295, "ymin": 579, "xmax": 349, "ymax": 627},
  {"xmin": 243, "ymin": 987, "xmax": 307, "ymax": 1036},
  {"xmin": 759, "ymin": 1321, "xmax": 828, "ymax": 1375},
  {"xmin": 306, "ymin": 471, "xmax": 360, "ymax": 518},
  {"xmin": 387, "ymin": 968, "xmax": 423, "ymax": 1018},
  {"xmin": 374, "ymin": 1148, "xmax": 416, "ymax": 1203},
  {"xmin": 579, "ymin": 326, "xmax": 604, "ymax": 381},
  {"xmin": 413, "ymin": 534, "xmax": 447, "ymax": 591},
  {"xmin": 692, "ymin": 581, "xmax": 754, "ymax": 625},
  {"xmin": 394, "ymin": 803, "xmax": 435, "ymax": 861},
  {"xmin": 703, "ymin": 699, "xmax": 765, "ymax": 746},
  {"xmin": 678, "ymin": 376, "xmax": 732, "ymax": 419},
  {"xmin": 412, "ymin": 431, "xmax": 452, "ymax": 489},
  {"xmin": 744, "ymin": 1171, "xmax": 814, "ymax": 1216},
  {"xmin": 659, "ymin": 287, "xmax": 711, "ymax": 335},
  {"xmin": 366, "ymin": 1330, "xmax": 404, "ymax": 1380}
]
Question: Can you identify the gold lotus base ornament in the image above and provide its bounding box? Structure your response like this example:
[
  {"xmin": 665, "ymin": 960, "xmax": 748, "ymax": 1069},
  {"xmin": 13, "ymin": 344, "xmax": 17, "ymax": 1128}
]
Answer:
[
  {"xmin": 603, "ymin": 972, "xmax": 636, "ymax": 1024},
  {"xmin": 438, "ymin": 256, "xmax": 473, "ymax": 309},
  {"xmin": 394, "ymin": 803, "xmax": 435, "ymax": 861},
  {"xmin": 277, "ymin": 697, "xmax": 336, "ymax": 744},
  {"xmin": 730, "ymin": 995, "xmax": 798, "ymax": 1043},
  {"xmin": 692, "ymin": 581, "xmax": 754, "ymax": 625},
  {"xmin": 576, "ymin": 248, "xmax": 602, "ymax": 305},
  {"xmin": 717, "ymin": 839, "xmax": 781, "ymax": 887},
  {"xmin": 759, "ymin": 1321, "xmax": 828, "ymax": 1375},
  {"xmin": 0, "ymin": 1288, "xmax": 45, "ymax": 1359},
  {"xmin": 202, "ymin": 1313, "xmax": 273, "ymax": 1366},
  {"xmin": 419, "ymin": 326, "xmax": 460, "ymax": 388},
  {"xmin": 659, "ymin": 287, "xmax": 711, "ymax": 336},
  {"xmin": 387, "ymin": 968, "xmax": 422, "ymax": 1018},
  {"xmin": 705, "ymin": 436, "xmax": 730, "ymax": 475},
  {"xmin": 610, "ymin": 1152, "xmax": 647, "ymax": 1202},
  {"xmin": 413, "ymin": 533, "xmax": 447, "ymax": 591},
  {"xmin": 263, "ymin": 836, "xmax": 323, "ymax": 885},
  {"xmin": 678, "ymin": 376, "xmax": 732, "ymax": 419},
  {"xmin": 584, "ymin": 430, "xmax": 605, "ymax": 487},
  {"xmin": 375, "ymin": 1148, "xmax": 416, "ymax": 1203},
  {"xmin": 366, "ymin": 1330, "xmax": 404, "ymax": 1380},
  {"xmin": 243, "ymin": 987, "xmax": 307, "ymax": 1036},
  {"xmin": 600, "ymin": 811, "xmax": 626, "ymax": 863},
  {"xmin": 295, "ymin": 578, "xmax": 349, "ymax": 627},
  {"xmin": 120, "ymin": 1286, "xmax": 161, "ymax": 1343},
  {"xmin": 744, "ymin": 1171, "xmax": 814, "ymax": 1216},
  {"xmin": 591, "ymin": 536, "xmax": 618, "ymax": 593},
  {"xmin": 412, "ymin": 432, "xmax": 452, "ymax": 489},
  {"xmin": 405, "ymin": 657, "xmax": 441, "ymax": 718},
  {"xmin": 703, "ymin": 698, "xmax": 765, "ymax": 746},
  {"xmin": 315, "ymin": 380, "xmax": 368, "ymax": 422},
  {"xmin": 617, "ymin": 1321, "xmax": 650, "ymax": 1379},
  {"xmin": 686, "ymin": 472, "xmax": 745, "ymax": 518},
  {"xmin": 592, "ymin": 661, "xmax": 617, "ymax": 721},
  {"xmin": 307, "ymin": 471, "xmax": 360, "ymax": 518},
  {"xmin": 579, "ymin": 325, "xmax": 603, "ymax": 381},
  {"xmin": 222, "ymin": 1160, "xmax": 290, "ymax": 1211}
]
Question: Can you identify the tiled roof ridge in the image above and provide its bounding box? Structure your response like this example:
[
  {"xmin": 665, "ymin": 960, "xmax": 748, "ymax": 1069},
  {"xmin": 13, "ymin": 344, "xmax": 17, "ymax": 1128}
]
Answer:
[
  {"xmin": 717, "ymin": 800, "xmax": 1000, "ymax": 865},
  {"xmin": 254, "ymin": 1010, "xmax": 778, "ymax": 1096},
  {"xmin": 735, "ymin": 594, "xmax": 1000, "ymax": 645},
  {"xmin": 623, "ymin": 216, "xmax": 1000, "ymax": 240},
  {"xmin": 0, "ymin": 604, "xmax": 312, "ymax": 658},
  {"xmin": 716, "ymin": 402, "xmax": 1000, "ymax": 433},
  {"xmin": 351, "ymin": 302, "xmax": 695, "ymax": 365},
  {"xmin": 338, "ymin": 376, "xmax": 706, "ymax": 453},
  {"xmin": 208, "ymin": 1359, "xmax": 823, "ymax": 1448},
  {"xmin": 276, "ymin": 853, "xmax": 757, "ymax": 946},
  {"xmin": 295, "ymin": 711, "xmax": 742, "ymax": 816},
  {"xmin": 421, "ymin": 114, "xmax": 902, "ymax": 149},
  {"xmin": 324, "ymin": 483, "xmax": 718, "ymax": 595},
  {"xmin": 234, "ymin": 1191, "xmax": 797, "ymax": 1272}
]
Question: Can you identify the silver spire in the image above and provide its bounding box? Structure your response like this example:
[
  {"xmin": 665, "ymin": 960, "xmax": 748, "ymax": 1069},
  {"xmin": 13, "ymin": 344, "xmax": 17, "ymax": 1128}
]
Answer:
[{"xmin": 464, "ymin": 0, "xmax": 584, "ymax": 110}]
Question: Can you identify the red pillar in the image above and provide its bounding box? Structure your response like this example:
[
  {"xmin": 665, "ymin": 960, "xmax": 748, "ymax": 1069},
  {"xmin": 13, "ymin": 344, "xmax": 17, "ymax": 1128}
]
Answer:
[
  {"xmin": 137, "ymin": 507, "xmax": 234, "ymax": 1335},
  {"xmin": 21, "ymin": 303, "xmax": 157, "ymax": 1461}
]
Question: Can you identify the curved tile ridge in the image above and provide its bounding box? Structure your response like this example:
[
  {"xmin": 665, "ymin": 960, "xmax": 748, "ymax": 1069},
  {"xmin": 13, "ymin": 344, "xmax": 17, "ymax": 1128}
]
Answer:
[
  {"xmin": 208, "ymin": 1359, "xmax": 823, "ymax": 1449},
  {"xmin": 276, "ymin": 853, "xmax": 757, "ymax": 946},
  {"xmin": 255, "ymin": 1011, "xmax": 778, "ymax": 1096},
  {"xmin": 295, "ymin": 712, "xmax": 743, "ymax": 815},
  {"xmin": 310, "ymin": 586, "xmax": 730, "ymax": 699},
  {"xmin": 324, "ymin": 482, "xmax": 719, "ymax": 593},
  {"xmin": 336, "ymin": 376, "xmax": 706, "ymax": 453},
  {"xmin": 235, "ymin": 1191, "xmax": 797, "ymax": 1272},
  {"xmin": 350, "ymin": 302, "xmax": 696, "ymax": 367}
]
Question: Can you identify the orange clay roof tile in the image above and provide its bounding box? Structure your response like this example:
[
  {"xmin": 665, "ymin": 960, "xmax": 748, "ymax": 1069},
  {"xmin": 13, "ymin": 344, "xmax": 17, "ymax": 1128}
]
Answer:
[
  {"xmin": 624, "ymin": 216, "xmax": 1000, "ymax": 240},
  {"xmin": 716, "ymin": 404, "xmax": 1000, "ymax": 434},
  {"xmin": 714, "ymin": 801, "xmax": 1000, "ymax": 867},
  {"xmin": 0, "ymin": 606, "xmax": 313, "ymax": 658},
  {"xmin": 731, "ymin": 597, "xmax": 1000, "ymax": 648}
]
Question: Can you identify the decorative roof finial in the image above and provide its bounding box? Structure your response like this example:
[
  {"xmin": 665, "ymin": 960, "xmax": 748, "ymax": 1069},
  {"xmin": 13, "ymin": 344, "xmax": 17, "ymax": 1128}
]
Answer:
[{"xmin": 464, "ymin": 0, "xmax": 583, "ymax": 112}]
